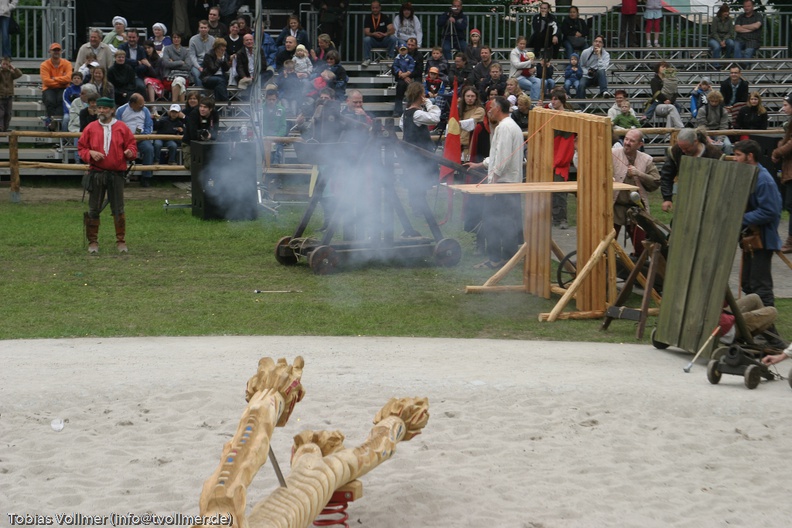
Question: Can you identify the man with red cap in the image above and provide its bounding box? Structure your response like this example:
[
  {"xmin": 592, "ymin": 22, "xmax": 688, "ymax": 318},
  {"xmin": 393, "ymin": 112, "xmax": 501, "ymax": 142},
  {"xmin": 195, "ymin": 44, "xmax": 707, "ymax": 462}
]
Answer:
[{"xmin": 77, "ymin": 97, "xmax": 137, "ymax": 254}]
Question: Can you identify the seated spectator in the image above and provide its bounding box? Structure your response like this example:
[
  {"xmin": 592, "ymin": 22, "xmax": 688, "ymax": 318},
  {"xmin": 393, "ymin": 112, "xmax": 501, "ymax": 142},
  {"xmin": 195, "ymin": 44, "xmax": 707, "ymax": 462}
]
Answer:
[
  {"xmin": 67, "ymin": 83, "xmax": 97, "ymax": 133},
  {"xmin": 607, "ymin": 90, "xmax": 636, "ymax": 122},
  {"xmin": 77, "ymin": 54, "xmax": 98, "ymax": 82},
  {"xmin": 361, "ymin": 0, "xmax": 397, "ymax": 67},
  {"xmin": 394, "ymin": 2, "xmax": 423, "ymax": 48},
  {"xmin": 161, "ymin": 32, "xmax": 191, "ymax": 102},
  {"xmin": 140, "ymin": 40, "xmax": 166, "ymax": 102},
  {"xmin": 561, "ymin": 6, "xmax": 589, "ymax": 60},
  {"xmin": 153, "ymin": 104, "xmax": 185, "ymax": 165},
  {"xmin": 88, "ymin": 65, "xmax": 114, "ymax": 100},
  {"xmin": 116, "ymin": 93, "xmax": 155, "ymax": 186},
  {"xmin": 75, "ymin": 28, "xmax": 114, "ymax": 71},
  {"xmin": 78, "ymin": 92, "xmax": 99, "ymax": 131},
  {"xmin": 642, "ymin": 61, "xmax": 683, "ymax": 128},
  {"xmin": 424, "ymin": 67, "xmax": 445, "ymax": 103},
  {"xmin": 563, "ymin": 52, "xmax": 582, "ymax": 98},
  {"xmin": 709, "ymin": 3, "xmax": 735, "ymax": 67},
  {"xmin": 696, "ymin": 90, "xmax": 732, "ymax": 154},
  {"xmin": 201, "ymin": 38, "xmax": 230, "ymax": 101},
  {"xmin": 534, "ymin": 58, "xmax": 556, "ymax": 98},
  {"xmin": 225, "ymin": 21, "xmax": 244, "ymax": 56},
  {"xmin": 392, "ymin": 43, "xmax": 416, "ymax": 116},
  {"xmin": 260, "ymin": 25, "xmax": 278, "ymax": 80},
  {"xmin": 275, "ymin": 36, "xmax": 297, "ymax": 71},
  {"xmin": 277, "ymin": 60, "xmax": 302, "ymax": 115},
  {"xmin": 477, "ymin": 62, "xmax": 506, "ymax": 104},
  {"xmin": 504, "ymin": 77, "xmax": 522, "ymax": 108},
  {"xmin": 471, "ymin": 45, "xmax": 494, "ymax": 88},
  {"xmin": 151, "ymin": 23, "xmax": 172, "ymax": 56},
  {"xmin": 103, "ymin": 16, "xmax": 127, "ymax": 52},
  {"xmin": 62, "ymin": 71, "xmax": 83, "ymax": 128},
  {"xmin": 465, "ymin": 29, "xmax": 482, "ymax": 66},
  {"xmin": 448, "ymin": 52, "xmax": 473, "ymax": 92},
  {"xmin": 733, "ymin": 0, "xmax": 763, "ymax": 60},
  {"xmin": 263, "ymin": 89, "xmax": 288, "ymax": 165},
  {"xmin": 40, "ymin": 42, "xmax": 73, "ymax": 130},
  {"xmin": 182, "ymin": 91, "xmax": 200, "ymax": 119},
  {"xmin": 323, "ymin": 50, "xmax": 348, "ymax": 99},
  {"xmin": 690, "ymin": 76, "xmax": 713, "ymax": 119},
  {"xmin": 108, "ymin": 50, "xmax": 140, "ymax": 106},
  {"xmin": 207, "ymin": 6, "xmax": 228, "ymax": 39},
  {"xmin": 612, "ymin": 99, "xmax": 641, "ymax": 130},
  {"xmin": 720, "ymin": 64, "xmax": 749, "ymax": 121},
  {"xmin": 276, "ymin": 15, "xmax": 311, "ymax": 51},
  {"xmin": 188, "ymin": 20, "xmax": 215, "ymax": 87},
  {"xmin": 578, "ymin": 35, "xmax": 610, "ymax": 98},
  {"xmin": 509, "ymin": 36, "xmax": 541, "ymax": 101},
  {"xmin": 735, "ymin": 91, "xmax": 769, "ymax": 133},
  {"xmin": 511, "ymin": 93, "xmax": 531, "ymax": 131},
  {"xmin": 293, "ymin": 44, "xmax": 313, "ymax": 79},
  {"xmin": 405, "ymin": 37, "xmax": 424, "ymax": 84},
  {"xmin": 235, "ymin": 34, "xmax": 267, "ymax": 94},
  {"xmin": 237, "ymin": 16, "xmax": 252, "ymax": 36},
  {"xmin": 118, "ymin": 29, "xmax": 148, "ymax": 94},
  {"xmin": 307, "ymin": 69, "xmax": 335, "ymax": 102},
  {"xmin": 425, "ymin": 47, "xmax": 449, "ymax": 84},
  {"xmin": 311, "ymin": 33, "xmax": 336, "ymax": 67}
]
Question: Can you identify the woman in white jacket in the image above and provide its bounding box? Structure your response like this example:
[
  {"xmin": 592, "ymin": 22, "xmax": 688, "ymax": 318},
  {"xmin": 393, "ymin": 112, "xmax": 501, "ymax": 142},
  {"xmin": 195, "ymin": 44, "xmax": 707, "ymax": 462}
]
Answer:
[{"xmin": 509, "ymin": 36, "xmax": 541, "ymax": 101}]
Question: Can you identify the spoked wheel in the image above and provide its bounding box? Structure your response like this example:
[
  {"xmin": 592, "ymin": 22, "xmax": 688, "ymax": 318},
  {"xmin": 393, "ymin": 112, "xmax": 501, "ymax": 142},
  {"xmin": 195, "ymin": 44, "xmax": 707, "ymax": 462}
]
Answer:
[
  {"xmin": 433, "ymin": 238, "xmax": 462, "ymax": 267},
  {"xmin": 744, "ymin": 364, "xmax": 761, "ymax": 390},
  {"xmin": 309, "ymin": 245, "xmax": 339, "ymax": 275},
  {"xmin": 274, "ymin": 236, "xmax": 298, "ymax": 266},
  {"xmin": 650, "ymin": 327, "xmax": 669, "ymax": 350},
  {"xmin": 707, "ymin": 359, "xmax": 722, "ymax": 385},
  {"xmin": 557, "ymin": 250, "xmax": 577, "ymax": 289}
]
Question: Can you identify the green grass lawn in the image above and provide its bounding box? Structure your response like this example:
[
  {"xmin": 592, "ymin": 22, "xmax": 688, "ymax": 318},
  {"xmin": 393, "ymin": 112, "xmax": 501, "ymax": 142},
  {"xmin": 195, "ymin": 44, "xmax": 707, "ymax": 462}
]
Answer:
[{"xmin": 0, "ymin": 184, "xmax": 788, "ymax": 343}]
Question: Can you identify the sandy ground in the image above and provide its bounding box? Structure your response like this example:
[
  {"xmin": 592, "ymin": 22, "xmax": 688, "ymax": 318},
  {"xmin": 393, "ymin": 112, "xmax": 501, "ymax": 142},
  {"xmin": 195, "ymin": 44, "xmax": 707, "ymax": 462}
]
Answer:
[{"xmin": 2, "ymin": 336, "xmax": 792, "ymax": 528}]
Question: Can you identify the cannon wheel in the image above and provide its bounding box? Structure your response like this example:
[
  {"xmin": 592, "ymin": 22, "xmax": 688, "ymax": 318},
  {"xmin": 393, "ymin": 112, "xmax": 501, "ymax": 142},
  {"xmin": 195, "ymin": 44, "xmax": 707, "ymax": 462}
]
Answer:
[
  {"xmin": 274, "ymin": 236, "xmax": 298, "ymax": 266},
  {"xmin": 557, "ymin": 250, "xmax": 577, "ymax": 289},
  {"xmin": 650, "ymin": 327, "xmax": 669, "ymax": 350},
  {"xmin": 744, "ymin": 364, "xmax": 761, "ymax": 390},
  {"xmin": 434, "ymin": 238, "xmax": 462, "ymax": 267},
  {"xmin": 706, "ymin": 359, "xmax": 722, "ymax": 385},
  {"xmin": 309, "ymin": 245, "xmax": 339, "ymax": 275},
  {"xmin": 789, "ymin": 367, "xmax": 792, "ymax": 390}
]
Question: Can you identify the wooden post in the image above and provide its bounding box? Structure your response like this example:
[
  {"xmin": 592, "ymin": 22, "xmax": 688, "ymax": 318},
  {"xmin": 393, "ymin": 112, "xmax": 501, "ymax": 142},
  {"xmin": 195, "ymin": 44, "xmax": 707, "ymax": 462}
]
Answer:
[{"xmin": 9, "ymin": 132, "xmax": 20, "ymax": 203}]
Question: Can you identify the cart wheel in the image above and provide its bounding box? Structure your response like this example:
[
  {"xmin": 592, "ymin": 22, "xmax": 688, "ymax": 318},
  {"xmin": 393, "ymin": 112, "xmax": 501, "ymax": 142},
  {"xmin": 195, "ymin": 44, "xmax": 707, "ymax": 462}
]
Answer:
[
  {"xmin": 274, "ymin": 236, "xmax": 298, "ymax": 266},
  {"xmin": 788, "ymin": 367, "xmax": 792, "ymax": 390},
  {"xmin": 557, "ymin": 250, "xmax": 577, "ymax": 289},
  {"xmin": 744, "ymin": 364, "xmax": 761, "ymax": 390},
  {"xmin": 650, "ymin": 327, "xmax": 669, "ymax": 350},
  {"xmin": 434, "ymin": 238, "xmax": 462, "ymax": 267},
  {"xmin": 309, "ymin": 245, "xmax": 338, "ymax": 275},
  {"xmin": 706, "ymin": 359, "xmax": 722, "ymax": 385},
  {"xmin": 711, "ymin": 346, "xmax": 729, "ymax": 362}
]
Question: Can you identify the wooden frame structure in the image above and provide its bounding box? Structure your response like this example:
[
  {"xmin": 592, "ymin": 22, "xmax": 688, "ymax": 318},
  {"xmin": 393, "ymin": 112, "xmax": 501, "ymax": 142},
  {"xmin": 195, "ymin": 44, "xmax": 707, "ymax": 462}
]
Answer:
[{"xmin": 453, "ymin": 108, "xmax": 628, "ymax": 320}]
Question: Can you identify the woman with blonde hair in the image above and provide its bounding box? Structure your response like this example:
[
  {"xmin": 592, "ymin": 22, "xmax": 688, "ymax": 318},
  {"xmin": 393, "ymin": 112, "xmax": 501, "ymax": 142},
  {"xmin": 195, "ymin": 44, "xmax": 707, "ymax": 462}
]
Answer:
[
  {"xmin": 89, "ymin": 66, "xmax": 114, "ymax": 100},
  {"xmin": 696, "ymin": 90, "xmax": 731, "ymax": 153},
  {"xmin": 736, "ymin": 91, "xmax": 768, "ymax": 132},
  {"xmin": 311, "ymin": 33, "xmax": 336, "ymax": 65}
]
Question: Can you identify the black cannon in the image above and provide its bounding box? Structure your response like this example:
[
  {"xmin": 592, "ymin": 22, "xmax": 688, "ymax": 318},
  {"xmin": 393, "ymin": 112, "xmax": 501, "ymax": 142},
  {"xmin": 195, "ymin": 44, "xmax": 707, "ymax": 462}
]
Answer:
[{"xmin": 706, "ymin": 344, "xmax": 777, "ymax": 390}]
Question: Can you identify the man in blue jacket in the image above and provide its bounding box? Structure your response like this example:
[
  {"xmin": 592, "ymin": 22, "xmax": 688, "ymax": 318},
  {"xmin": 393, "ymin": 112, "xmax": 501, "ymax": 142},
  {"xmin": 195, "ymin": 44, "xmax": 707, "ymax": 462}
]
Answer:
[{"xmin": 117, "ymin": 93, "xmax": 155, "ymax": 187}]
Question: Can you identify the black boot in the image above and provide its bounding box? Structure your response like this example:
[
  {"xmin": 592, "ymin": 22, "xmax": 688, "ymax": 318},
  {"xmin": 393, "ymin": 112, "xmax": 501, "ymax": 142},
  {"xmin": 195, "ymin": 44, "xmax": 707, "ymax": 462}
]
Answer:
[{"xmin": 763, "ymin": 324, "xmax": 788, "ymax": 350}]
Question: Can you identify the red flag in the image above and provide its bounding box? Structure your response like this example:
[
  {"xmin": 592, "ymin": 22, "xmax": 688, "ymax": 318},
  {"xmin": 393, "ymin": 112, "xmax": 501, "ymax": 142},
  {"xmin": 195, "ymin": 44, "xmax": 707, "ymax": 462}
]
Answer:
[{"xmin": 440, "ymin": 79, "xmax": 461, "ymax": 182}]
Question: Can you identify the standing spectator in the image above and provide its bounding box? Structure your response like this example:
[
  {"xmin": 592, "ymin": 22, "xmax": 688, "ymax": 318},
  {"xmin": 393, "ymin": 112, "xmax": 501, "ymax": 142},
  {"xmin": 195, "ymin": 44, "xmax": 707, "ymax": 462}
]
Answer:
[
  {"xmin": 549, "ymin": 90, "xmax": 575, "ymax": 228},
  {"xmin": 660, "ymin": 128, "xmax": 724, "ymax": 212},
  {"xmin": 201, "ymin": 38, "xmax": 230, "ymax": 101},
  {"xmin": 644, "ymin": 0, "xmax": 663, "ymax": 48},
  {"xmin": 77, "ymin": 96, "xmax": 137, "ymax": 254},
  {"xmin": 188, "ymin": 20, "xmax": 215, "ymax": 87},
  {"xmin": 151, "ymin": 23, "xmax": 172, "ymax": 55},
  {"xmin": 276, "ymin": 15, "xmax": 311, "ymax": 51},
  {"xmin": 153, "ymin": 104, "xmax": 185, "ymax": 165},
  {"xmin": 103, "ymin": 16, "xmax": 127, "ymax": 51},
  {"xmin": 116, "ymin": 93, "xmax": 155, "ymax": 187},
  {"xmin": 362, "ymin": 0, "xmax": 396, "ymax": 67},
  {"xmin": 75, "ymin": 29, "xmax": 114, "ymax": 71},
  {"xmin": 561, "ymin": 6, "xmax": 589, "ymax": 60},
  {"xmin": 509, "ymin": 36, "xmax": 541, "ymax": 101},
  {"xmin": 0, "ymin": 54, "xmax": 21, "ymax": 132},
  {"xmin": 620, "ymin": 0, "xmax": 639, "ymax": 48},
  {"xmin": 734, "ymin": 139, "xmax": 782, "ymax": 309},
  {"xmin": 578, "ymin": 35, "xmax": 610, "ymax": 98},
  {"xmin": 0, "ymin": 0, "xmax": 17, "ymax": 59},
  {"xmin": 709, "ymin": 3, "xmax": 735, "ymax": 67},
  {"xmin": 40, "ymin": 42, "xmax": 73, "ymax": 130},
  {"xmin": 720, "ymin": 64, "xmax": 749, "ymax": 122},
  {"xmin": 394, "ymin": 2, "xmax": 422, "ymax": 48},
  {"xmin": 563, "ymin": 52, "xmax": 582, "ymax": 97},
  {"xmin": 437, "ymin": 0, "xmax": 467, "ymax": 60},
  {"xmin": 206, "ymin": 6, "xmax": 228, "ymax": 39},
  {"xmin": 690, "ymin": 76, "xmax": 713, "ymax": 119},
  {"xmin": 771, "ymin": 94, "xmax": 792, "ymax": 254},
  {"xmin": 108, "ymin": 50, "xmax": 140, "ymax": 106},
  {"xmin": 464, "ymin": 28, "xmax": 481, "ymax": 66},
  {"xmin": 392, "ymin": 43, "xmax": 415, "ymax": 116},
  {"xmin": 529, "ymin": 2, "xmax": 559, "ymax": 60},
  {"xmin": 736, "ymin": 91, "xmax": 768, "ymax": 132},
  {"xmin": 734, "ymin": 0, "xmax": 764, "ymax": 60}
]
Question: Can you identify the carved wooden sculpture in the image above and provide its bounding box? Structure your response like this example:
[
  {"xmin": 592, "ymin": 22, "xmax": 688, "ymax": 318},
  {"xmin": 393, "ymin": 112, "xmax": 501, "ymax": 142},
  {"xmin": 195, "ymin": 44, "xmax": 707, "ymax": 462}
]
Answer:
[{"xmin": 196, "ymin": 357, "xmax": 429, "ymax": 528}]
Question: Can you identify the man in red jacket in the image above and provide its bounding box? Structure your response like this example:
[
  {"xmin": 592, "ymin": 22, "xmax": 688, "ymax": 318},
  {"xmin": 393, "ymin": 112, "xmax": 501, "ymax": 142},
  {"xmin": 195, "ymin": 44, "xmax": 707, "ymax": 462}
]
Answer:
[{"xmin": 77, "ymin": 97, "xmax": 137, "ymax": 254}]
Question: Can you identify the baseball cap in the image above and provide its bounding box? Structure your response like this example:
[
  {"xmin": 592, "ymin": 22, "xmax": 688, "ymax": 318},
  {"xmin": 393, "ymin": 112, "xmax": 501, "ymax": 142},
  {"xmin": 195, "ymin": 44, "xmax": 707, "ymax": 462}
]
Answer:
[
  {"xmin": 429, "ymin": 66, "xmax": 439, "ymax": 74},
  {"xmin": 169, "ymin": 104, "xmax": 181, "ymax": 112},
  {"xmin": 50, "ymin": 43, "xmax": 62, "ymax": 51},
  {"xmin": 89, "ymin": 61, "xmax": 100, "ymax": 67},
  {"xmin": 399, "ymin": 44, "xmax": 407, "ymax": 51},
  {"xmin": 700, "ymin": 76, "xmax": 711, "ymax": 85}
]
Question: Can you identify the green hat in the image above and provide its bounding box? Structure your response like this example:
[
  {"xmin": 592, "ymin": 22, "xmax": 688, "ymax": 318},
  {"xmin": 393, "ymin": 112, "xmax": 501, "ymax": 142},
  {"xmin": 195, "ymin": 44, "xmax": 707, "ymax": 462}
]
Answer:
[{"xmin": 96, "ymin": 97, "xmax": 115, "ymax": 108}]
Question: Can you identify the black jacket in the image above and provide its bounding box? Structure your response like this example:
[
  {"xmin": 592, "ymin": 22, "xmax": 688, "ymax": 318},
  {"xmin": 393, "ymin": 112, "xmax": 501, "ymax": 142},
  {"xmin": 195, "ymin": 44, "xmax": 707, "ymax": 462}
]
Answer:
[{"xmin": 719, "ymin": 78, "xmax": 749, "ymax": 106}]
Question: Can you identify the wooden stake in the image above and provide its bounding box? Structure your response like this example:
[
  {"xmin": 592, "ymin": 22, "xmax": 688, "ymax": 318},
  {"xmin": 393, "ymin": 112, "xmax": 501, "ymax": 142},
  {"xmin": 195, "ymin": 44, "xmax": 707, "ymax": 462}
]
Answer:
[{"xmin": 9, "ymin": 132, "xmax": 19, "ymax": 202}]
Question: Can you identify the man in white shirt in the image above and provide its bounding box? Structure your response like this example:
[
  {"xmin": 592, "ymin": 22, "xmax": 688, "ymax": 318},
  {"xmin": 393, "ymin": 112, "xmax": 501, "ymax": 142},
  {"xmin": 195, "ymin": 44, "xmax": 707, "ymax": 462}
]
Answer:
[
  {"xmin": 75, "ymin": 29, "xmax": 114, "ymax": 71},
  {"xmin": 467, "ymin": 96, "xmax": 524, "ymax": 268},
  {"xmin": 116, "ymin": 93, "xmax": 155, "ymax": 186}
]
